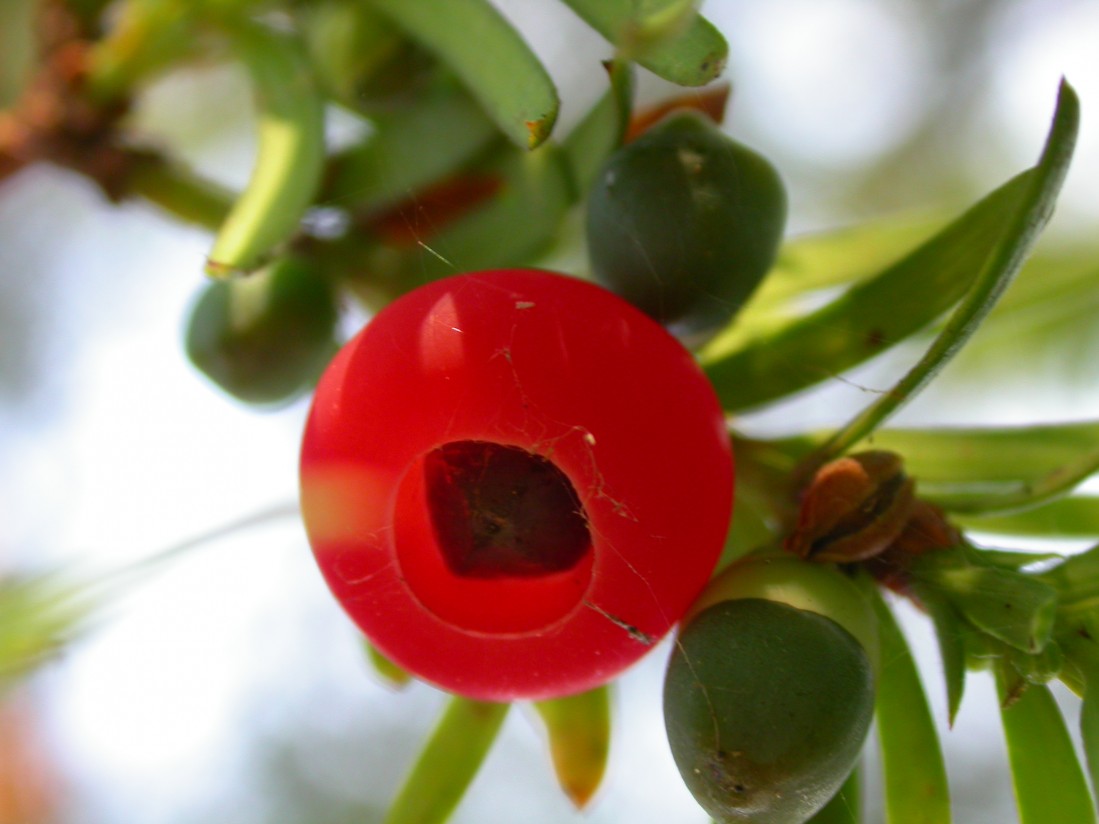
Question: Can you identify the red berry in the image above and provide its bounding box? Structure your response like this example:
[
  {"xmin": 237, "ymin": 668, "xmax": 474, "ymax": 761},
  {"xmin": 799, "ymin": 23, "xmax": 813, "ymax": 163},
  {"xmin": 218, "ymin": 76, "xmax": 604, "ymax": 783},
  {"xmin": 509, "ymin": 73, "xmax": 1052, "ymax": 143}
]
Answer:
[{"xmin": 300, "ymin": 269, "xmax": 733, "ymax": 700}]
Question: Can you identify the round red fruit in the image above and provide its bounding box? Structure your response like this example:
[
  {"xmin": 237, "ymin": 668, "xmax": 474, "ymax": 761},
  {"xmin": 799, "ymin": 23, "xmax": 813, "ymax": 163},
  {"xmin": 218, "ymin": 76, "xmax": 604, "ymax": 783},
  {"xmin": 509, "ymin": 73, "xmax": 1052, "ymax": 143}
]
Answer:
[{"xmin": 300, "ymin": 269, "xmax": 733, "ymax": 700}]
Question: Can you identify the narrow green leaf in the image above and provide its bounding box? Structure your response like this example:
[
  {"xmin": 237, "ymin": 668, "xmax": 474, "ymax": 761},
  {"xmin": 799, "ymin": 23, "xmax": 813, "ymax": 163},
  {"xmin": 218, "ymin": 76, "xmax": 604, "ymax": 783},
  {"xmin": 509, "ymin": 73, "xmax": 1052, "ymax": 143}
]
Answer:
[
  {"xmin": 699, "ymin": 173, "xmax": 1029, "ymax": 411},
  {"xmin": 297, "ymin": 0, "xmax": 405, "ymax": 106},
  {"xmin": 355, "ymin": 142, "xmax": 573, "ymax": 301},
  {"xmin": 1008, "ymin": 640, "xmax": 1064, "ymax": 686},
  {"xmin": 913, "ymin": 588, "xmax": 968, "ymax": 726},
  {"xmin": 808, "ymin": 80, "xmax": 1079, "ymax": 463},
  {"xmin": 702, "ymin": 81, "xmax": 1079, "ymax": 415},
  {"xmin": 384, "ymin": 697, "xmax": 509, "ymax": 824},
  {"xmin": 995, "ymin": 669, "xmax": 1096, "ymax": 824},
  {"xmin": 760, "ymin": 420, "xmax": 1099, "ymax": 515},
  {"xmin": 871, "ymin": 589, "xmax": 952, "ymax": 824},
  {"xmin": 945, "ymin": 247, "xmax": 1099, "ymax": 384},
  {"xmin": 914, "ymin": 550, "xmax": 1058, "ymax": 654},
  {"xmin": 960, "ymin": 496, "xmax": 1099, "ymax": 539},
  {"xmin": 368, "ymin": 0, "xmax": 558, "ymax": 149},
  {"xmin": 325, "ymin": 82, "xmax": 500, "ymax": 212},
  {"xmin": 364, "ymin": 641, "xmax": 413, "ymax": 689},
  {"xmin": 557, "ymin": 0, "xmax": 726, "ymax": 86},
  {"xmin": 206, "ymin": 21, "xmax": 327, "ymax": 276},
  {"xmin": 751, "ymin": 214, "xmax": 948, "ymax": 310},
  {"xmin": 561, "ymin": 60, "xmax": 634, "ymax": 199},
  {"xmin": 808, "ymin": 764, "xmax": 861, "ymax": 824},
  {"xmin": 533, "ymin": 686, "xmax": 611, "ymax": 808},
  {"xmin": 1085, "ymin": 679, "xmax": 1099, "ymax": 805},
  {"xmin": 1072, "ymin": 641, "xmax": 1099, "ymax": 802},
  {"xmin": 1041, "ymin": 543, "xmax": 1099, "ymax": 623},
  {"xmin": 0, "ymin": 574, "xmax": 96, "ymax": 690}
]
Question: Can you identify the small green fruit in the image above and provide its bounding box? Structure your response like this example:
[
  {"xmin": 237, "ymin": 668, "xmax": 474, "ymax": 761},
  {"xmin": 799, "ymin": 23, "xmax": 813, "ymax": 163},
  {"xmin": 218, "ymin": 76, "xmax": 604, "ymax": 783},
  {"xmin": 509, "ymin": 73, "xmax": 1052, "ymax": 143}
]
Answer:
[
  {"xmin": 186, "ymin": 256, "xmax": 339, "ymax": 406},
  {"xmin": 664, "ymin": 598, "xmax": 874, "ymax": 824},
  {"xmin": 585, "ymin": 111, "xmax": 786, "ymax": 337}
]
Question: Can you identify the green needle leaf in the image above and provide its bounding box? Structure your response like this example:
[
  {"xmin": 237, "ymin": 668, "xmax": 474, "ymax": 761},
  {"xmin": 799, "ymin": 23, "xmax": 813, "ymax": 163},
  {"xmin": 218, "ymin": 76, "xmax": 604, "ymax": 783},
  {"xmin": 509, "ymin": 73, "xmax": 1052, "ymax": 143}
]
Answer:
[
  {"xmin": 960, "ymin": 496, "xmax": 1099, "ymax": 538},
  {"xmin": 751, "ymin": 214, "xmax": 948, "ymax": 310},
  {"xmin": 533, "ymin": 686, "xmax": 611, "ymax": 808},
  {"xmin": 702, "ymin": 80, "xmax": 1079, "ymax": 416},
  {"xmin": 759, "ymin": 420, "xmax": 1099, "ymax": 516},
  {"xmin": 325, "ymin": 84, "xmax": 500, "ymax": 213},
  {"xmin": 206, "ymin": 21, "xmax": 326, "ymax": 276},
  {"xmin": 809, "ymin": 79, "xmax": 1079, "ymax": 463},
  {"xmin": 1071, "ymin": 641, "xmax": 1099, "ymax": 801},
  {"xmin": 700, "ymin": 172, "xmax": 1029, "ymax": 411},
  {"xmin": 367, "ymin": 0, "xmax": 559, "ymax": 149},
  {"xmin": 384, "ymin": 697, "xmax": 509, "ymax": 824},
  {"xmin": 913, "ymin": 589, "xmax": 969, "ymax": 727},
  {"xmin": 355, "ymin": 142, "xmax": 573, "ymax": 301},
  {"xmin": 557, "ymin": 0, "xmax": 727, "ymax": 86},
  {"xmin": 561, "ymin": 60, "xmax": 634, "ymax": 199},
  {"xmin": 0, "ymin": 573, "xmax": 97, "ymax": 691},
  {"xmin": 364, "ymin": 641, "xmax": 413, "ymax": 689},
  {"xmin": 808, "ymin": 764, "xmax": 861, "ymax": 824},
  {"xmin": 870, "ymin": 588, "xmax": 952, "ymax": 824},
  {"xmin": 995, "ymin": 669, "xmax": 1096, "ymax": 824},
  {"xmin": 914, "ymin": 550, "xmax": 1058, "ymax": 654}
]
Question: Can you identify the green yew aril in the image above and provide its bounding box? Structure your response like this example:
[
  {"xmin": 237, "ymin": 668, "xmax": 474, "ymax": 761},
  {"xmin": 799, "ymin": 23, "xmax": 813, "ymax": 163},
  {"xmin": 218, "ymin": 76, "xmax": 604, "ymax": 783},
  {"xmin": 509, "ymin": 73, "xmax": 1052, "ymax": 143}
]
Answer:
[
  {"xmin": 664, "ymin": 558, "xmax": 876, "ymax": 824},
  {"xmin": 585, "ymin": 111, "xmax": 787, "ymax": 337},
  {"xmin": 186, "ymin": 255, "xmax": 339, "ymax": 406}
]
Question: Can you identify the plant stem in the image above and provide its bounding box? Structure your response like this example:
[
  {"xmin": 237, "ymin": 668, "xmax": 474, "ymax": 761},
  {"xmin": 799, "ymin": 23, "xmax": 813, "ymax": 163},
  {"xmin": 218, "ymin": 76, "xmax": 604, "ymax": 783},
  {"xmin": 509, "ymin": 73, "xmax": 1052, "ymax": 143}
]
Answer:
[{"xmin": 127, "ymin": 154, "xmax": 233, "ymax": 230}]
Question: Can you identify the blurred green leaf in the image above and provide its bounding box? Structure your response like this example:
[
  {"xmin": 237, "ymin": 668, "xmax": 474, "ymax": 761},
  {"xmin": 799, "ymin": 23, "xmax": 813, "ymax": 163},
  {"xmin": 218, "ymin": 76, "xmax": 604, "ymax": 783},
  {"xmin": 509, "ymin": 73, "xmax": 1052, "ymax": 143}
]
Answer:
[
  {"xmin": 533, "ymin": 686, "xmax": 610, "ymax": 808},
  {"xmin": 1007, "ymin": 640, "xmax": 1063, "ymax": 686},
  {"xmin": 1041, "ymin": 544, "xmax": 1099, "ymax": 634},
  {"xmin": 561, "ymin": 60, "xmax": 634, "ymax": 199},
  {"xmin": 364, "ymin": 641, "xmax": 413, "ymax": 689},
  {"xmin": 808, "ymin": 764, "xmax": 861, "ymax": 823},
  {"xmin": 1076, "ymin": 645, "xmax": 1099, "ymax": 802},
  {"xmin": 368, "ymin": 0, "xmax": 558, "ymax": 149},
  {"xmin": 914, "ymin": 550, "xmax": 1057, "ymax": 654},
  {"xmin": 870, "ymin": 588, "xmax": 952, "ymax": 824},
  {"xmin": 557, "ymin": 0, "xmax": 727, "ymax": 86},
  {"xmin": 808, "ymin": 80, "xmax": 1079, "ymax": 463},
  {"xmin": 702, "ymin": 81, "xmax": 1079, "ymax": 415},
  {"xmin": 206, "ymin": 20, "xmax": 327, "ymax": 276},
  {"xmin": 0, "ymin": 573, "xmax": 96, "ymax": 690},
  {"xmin": 324, "ymin": 81, "xmax": 500, "ymax": 213},
  {"xmin": 700, "ymin": 173, "xmax": 1029, "ymax": 412},
  {"xmin": 297, "ymin": 0, "xmax": 406, "ymax": 105},
  {"xmin": 752, "ymin": 214, "xmax": 947, "ymax": 311},
  {"xmin": 996, "ymin": 671, "xmax": 1096, "ymax": 824},
  {"xmin": 761, "ymin": 421, "xmax": 1099, "ymax": 516},
  {"xmin": 353, "ymin": 142, "xmax": 573, "ymax": 303},
  {"xmin": 914, "ymin": 589, "xmax": 968, "ymax": 727},
  {"xmin": 384, "ymin": 697, "xmax": 509, "ymax": 824},
  {"xmin": 960, "ymin": 495, "xmax": 1099, "ymax": 539},
  {"xmin": 945, "ymin": 245, "xmax": 1099, "ymax": 386},
  {"xmin": 0, "ymin": 0, "xmax": 34, "ymax": 108}
]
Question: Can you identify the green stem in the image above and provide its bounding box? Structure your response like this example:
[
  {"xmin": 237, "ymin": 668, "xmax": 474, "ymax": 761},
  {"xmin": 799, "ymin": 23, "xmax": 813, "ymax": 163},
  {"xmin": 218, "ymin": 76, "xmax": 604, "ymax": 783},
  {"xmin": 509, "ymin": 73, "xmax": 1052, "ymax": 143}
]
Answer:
[
  {"xmin": 127, "ymin": 155, "xmax": 233, "ymax": 230},
  {"xmin": 385, "ymin": 697, "xmax": 509, "ymax": 824}
]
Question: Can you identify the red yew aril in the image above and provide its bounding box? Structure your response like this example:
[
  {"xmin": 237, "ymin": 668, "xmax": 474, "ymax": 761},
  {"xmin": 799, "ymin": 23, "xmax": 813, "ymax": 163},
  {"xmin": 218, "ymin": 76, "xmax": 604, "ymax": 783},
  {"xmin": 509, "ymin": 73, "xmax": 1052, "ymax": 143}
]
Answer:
[{"xmin": 300, "ymin": 269, "xmax": 733, "ymax": 700}]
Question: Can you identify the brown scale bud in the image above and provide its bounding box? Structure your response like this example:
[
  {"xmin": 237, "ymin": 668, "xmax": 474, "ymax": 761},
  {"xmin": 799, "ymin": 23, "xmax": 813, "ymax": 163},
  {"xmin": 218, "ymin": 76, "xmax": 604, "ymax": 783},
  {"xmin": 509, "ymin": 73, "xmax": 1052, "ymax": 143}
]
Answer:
[{"xmin": 786, "ymin": 450, "xmax": 916, "ymax": 564}]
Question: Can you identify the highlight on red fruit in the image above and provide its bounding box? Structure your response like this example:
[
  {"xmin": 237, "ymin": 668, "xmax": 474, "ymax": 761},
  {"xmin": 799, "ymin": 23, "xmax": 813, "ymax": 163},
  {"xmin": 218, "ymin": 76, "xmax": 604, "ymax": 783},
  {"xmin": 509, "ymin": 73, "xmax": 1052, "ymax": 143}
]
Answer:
[{"xmin": 299, "ymin": 269, "xmax": 734, "ymax": 700}]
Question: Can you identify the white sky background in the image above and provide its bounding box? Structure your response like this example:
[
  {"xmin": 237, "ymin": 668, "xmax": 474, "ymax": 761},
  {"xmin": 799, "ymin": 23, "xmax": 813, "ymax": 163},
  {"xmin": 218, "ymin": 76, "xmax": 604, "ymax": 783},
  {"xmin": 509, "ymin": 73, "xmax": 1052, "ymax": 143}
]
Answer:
[{"xmin": 2, "ymin": 1, "xmax": 1098, "ymax": 821}]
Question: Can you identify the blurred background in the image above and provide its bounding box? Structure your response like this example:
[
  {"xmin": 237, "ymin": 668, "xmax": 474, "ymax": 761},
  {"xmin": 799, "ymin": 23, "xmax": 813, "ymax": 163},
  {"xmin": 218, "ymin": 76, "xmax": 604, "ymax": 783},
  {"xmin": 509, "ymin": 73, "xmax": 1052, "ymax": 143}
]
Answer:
[{"xmin": 1, "ymin": 0, "xmax": 1098, "ymax": 821}]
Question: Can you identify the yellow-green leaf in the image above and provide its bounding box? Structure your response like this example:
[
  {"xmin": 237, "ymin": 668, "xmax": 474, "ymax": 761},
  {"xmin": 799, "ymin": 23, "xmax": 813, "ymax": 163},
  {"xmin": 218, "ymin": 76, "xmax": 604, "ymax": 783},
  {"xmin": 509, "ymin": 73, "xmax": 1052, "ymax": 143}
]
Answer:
[{"xmin": 533, "ymin": 686, "xmax": 611, "ymax": 808}]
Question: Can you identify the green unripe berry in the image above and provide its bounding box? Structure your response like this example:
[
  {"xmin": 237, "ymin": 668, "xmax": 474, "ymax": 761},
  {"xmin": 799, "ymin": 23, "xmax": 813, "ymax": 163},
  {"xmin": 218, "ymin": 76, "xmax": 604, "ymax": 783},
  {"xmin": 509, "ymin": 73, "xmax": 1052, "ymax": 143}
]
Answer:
[
  {"xmin": 186, "ymin": 256, "xmax": 339, "ymax": 406},
  {"xmin": 585, "ymin": 111, "xmax": 786, "ymax": 338},
  {"xmin": 664, "ymin": 598, "xmax": 874, "ymax": 824}
]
